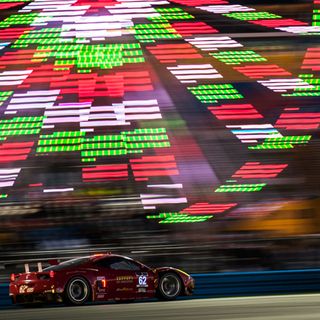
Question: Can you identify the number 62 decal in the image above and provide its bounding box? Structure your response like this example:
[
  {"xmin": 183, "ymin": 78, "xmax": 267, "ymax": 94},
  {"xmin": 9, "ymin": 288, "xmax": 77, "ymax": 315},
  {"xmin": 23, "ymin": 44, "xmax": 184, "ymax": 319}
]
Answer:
[{"xmin": 138, "ymin": 275, "xmax": 148, "ymax": 287}]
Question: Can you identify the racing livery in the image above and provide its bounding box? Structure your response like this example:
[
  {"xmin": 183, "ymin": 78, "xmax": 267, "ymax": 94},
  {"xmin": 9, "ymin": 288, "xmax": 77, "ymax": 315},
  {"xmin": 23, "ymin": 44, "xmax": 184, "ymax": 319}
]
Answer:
[{"xmin": 9, "ymin": 253, "xmax": 194, "ymax": 305}]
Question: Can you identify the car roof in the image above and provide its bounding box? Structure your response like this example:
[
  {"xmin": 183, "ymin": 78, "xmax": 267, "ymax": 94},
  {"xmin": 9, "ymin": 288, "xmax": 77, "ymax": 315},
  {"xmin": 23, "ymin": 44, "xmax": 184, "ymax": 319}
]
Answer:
[{"xmin": 89, "ymin": 253, "xmax": 133, "ymax": 261}]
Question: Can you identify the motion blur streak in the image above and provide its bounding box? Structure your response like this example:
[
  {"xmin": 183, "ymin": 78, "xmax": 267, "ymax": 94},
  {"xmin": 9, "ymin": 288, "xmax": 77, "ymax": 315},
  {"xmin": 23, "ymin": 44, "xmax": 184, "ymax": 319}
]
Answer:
[{"xmin": 1, "ymin": 295, "xmax": 320, "ymax": 320}]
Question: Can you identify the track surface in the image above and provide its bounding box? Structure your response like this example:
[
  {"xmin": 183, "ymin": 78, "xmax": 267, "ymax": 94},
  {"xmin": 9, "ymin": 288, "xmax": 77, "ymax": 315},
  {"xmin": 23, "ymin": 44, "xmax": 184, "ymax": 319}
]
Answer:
[{"xmin": 1, "ymin": 294, "xmax": 320, "ymax": 320}]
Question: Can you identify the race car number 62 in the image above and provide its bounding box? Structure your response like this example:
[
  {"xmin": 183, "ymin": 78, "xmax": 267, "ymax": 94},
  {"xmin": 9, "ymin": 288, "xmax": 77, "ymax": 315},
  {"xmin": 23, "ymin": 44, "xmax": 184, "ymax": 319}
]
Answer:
[{"xmin": 138, "ymin": 275, "xmax": 147, "ymax": 286}]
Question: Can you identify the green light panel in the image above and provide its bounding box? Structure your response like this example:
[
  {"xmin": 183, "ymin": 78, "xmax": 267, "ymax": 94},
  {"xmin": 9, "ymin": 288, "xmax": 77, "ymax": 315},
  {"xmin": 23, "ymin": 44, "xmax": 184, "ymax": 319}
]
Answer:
[
  {"xmin": 282, "ymin": 74, "xmax": 320, "ymax": 97},
  {"xmin": 210, "ymin": 50, "xmax": 267, "ymax": 65},
  {"xmin": 248, "ymin": 136, "xmax": 312, "ymax": 150},
  {"xmin": 0, "ymin": 117, "xmax": 44, "ymax": 137},
  {"xmin": 312, "ymin": 10, "xmax": 320, "ymax": 26},
  {"xmin": 147, "ymin": 212, "xmax": 213, "ymax": 223},
  {"xmin": 37, "ymin": 128, "xmax": 170, "ymax": 161},
  {"xmin": 14, "ymin": 28, "xmax": 86, "ymax": 46},
  {"xmin": 0, "ymin": 91, "xmax": 13, "ymax": 106},
  {"xmin": 149, "ymin": 8, "xmax": 194, "ymax": 22},
  {"xmin": 215, "ymin": 183, "xmax": 266, "ymax": 192},
  {"xmin": 30, "ymin": 44, "xmax": 145, "ymax": 69},
  {"xmin": 130, "ymin": 23, "xmax": 181, "ymax": 42},
  {"xmin": 0, "ymin": 13, "xmax": 39, "ymax": 28},
  {"xmin": 223, "ymin": 12, "xmax": 282, "ymax": 21},
  {"xmin": 188, "ymin": 84, "xmax": 243, "ymax": 103}
]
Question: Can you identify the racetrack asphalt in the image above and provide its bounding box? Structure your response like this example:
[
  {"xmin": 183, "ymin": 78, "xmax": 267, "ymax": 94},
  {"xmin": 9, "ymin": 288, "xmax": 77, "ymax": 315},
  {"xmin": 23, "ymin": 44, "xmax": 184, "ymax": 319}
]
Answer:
[{"xmin": 1, "ymin": 294, "xmax": 320, "ymax": 320}]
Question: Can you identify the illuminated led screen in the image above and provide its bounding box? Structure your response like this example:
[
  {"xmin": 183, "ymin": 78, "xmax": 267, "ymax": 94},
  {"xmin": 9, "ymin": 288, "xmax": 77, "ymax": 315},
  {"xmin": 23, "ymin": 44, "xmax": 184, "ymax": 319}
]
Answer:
[{"xmin": 0, "ymin": 0, "xmax": 319, "ymax": 223}]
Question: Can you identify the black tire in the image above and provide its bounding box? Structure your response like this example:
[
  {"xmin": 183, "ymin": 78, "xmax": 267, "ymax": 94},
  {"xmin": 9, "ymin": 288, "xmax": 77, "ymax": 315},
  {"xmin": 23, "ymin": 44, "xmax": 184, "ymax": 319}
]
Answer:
[
  {"xmin": 64, "ymin": 277, "xmax": 91, "ymax": 306},
  {"xmin": 157, "ymin": 272, "xmax": 182, "ymax": 301}
]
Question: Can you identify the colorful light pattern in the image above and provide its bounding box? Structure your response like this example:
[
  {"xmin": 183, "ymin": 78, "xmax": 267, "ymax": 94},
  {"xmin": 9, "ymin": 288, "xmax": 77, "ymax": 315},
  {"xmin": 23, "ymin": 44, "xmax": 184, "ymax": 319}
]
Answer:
[{"xmin": 0, "ymin": 0, "xmax": 318, "ymax": 224}]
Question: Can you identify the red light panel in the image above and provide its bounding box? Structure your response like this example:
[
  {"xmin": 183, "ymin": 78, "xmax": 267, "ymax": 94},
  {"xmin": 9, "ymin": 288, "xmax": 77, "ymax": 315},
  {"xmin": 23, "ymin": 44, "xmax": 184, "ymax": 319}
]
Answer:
[
  {"xmin": 0, "ymin": 3, "xmax": 24, "ymax": 10},
  {"xmin": 72, "ymin": 0, "xmax": 118, "ymax": 7},
  {"xmin": 232, "ymin": 162, "xmax": 288, "ymax": 179},
  {"xmin": 169, "ymin": 0, "xmax": 228, "ymax": 6},
  {"xmin": 172, "ymin": 22, "xmax": 219, "ymax": 36},
  {"xmin": 180, "ymin": 202, "xmax": 237, "ymax": 215},
  {"xmin": 0, "ymin": 141, "xmax": 34, "ymax": 163},
  {"xmin": 250, "ymin": 19, "xmax": 308, "ymax": 28},
  {"xmin": 0, "ymin": 27, "xmax": 34, "ymax": 40},
  {"xmin": 301, "ymin": 48, "xmax": 320, "ymax": 71},
  {"xmin": 208, "ymin": 104, "xmax": 263, "ymax": 120},
  {"xmin": 146, "ymin": 44, "xmax": 202, "ymax": 63},
  {"xmin": 234, "ymin": 64, "xmax": 292, "ymax": 79},
  {"xmin": 275, "ymin": 108, "xmax": 320, "ymax": 130},
  {"xmin": 130, "ymin": 155, "xmax": 179, "ymax": 180},
  {"xmin": 82, "ymin": 164, "xmax": 128, "ymax": 181}
]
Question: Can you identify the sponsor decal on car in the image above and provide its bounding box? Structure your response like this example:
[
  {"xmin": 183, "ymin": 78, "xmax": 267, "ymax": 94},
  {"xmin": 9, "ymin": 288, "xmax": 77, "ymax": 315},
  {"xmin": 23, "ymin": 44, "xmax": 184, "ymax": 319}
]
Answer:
[{"xmin": 116, "ymin": 276, "xmax": 134, "ymax": 283}]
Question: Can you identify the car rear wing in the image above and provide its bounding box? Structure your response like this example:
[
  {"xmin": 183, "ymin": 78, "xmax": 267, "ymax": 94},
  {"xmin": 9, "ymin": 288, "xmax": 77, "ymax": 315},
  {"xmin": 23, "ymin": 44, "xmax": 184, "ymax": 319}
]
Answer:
[{"xmin": 23, "ymin": 259, "xmax": 60, "ymax": 273}]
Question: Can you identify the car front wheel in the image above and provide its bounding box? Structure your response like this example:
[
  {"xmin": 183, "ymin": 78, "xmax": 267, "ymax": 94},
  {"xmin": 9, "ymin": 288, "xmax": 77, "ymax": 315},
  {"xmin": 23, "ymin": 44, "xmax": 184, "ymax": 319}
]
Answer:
[
  {"xmin": 157, "ymin": 273, "xmax": 181, "ymax": 301},
  {"xmin": 65, "ymin": 277, "xmax": 91, "ymax": 305}
]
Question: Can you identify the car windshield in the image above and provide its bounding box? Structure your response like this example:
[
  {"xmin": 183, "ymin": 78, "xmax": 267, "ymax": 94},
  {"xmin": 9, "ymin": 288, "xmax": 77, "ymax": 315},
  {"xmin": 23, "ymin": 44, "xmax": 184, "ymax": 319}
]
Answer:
[{"xmin": 44, "ymin": 257, "xmax": 90, "ymax": 271}]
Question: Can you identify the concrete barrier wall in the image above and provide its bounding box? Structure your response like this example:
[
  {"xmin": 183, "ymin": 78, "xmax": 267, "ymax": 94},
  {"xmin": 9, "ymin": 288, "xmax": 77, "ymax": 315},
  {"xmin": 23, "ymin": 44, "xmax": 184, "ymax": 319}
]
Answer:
[{"xmin": 1, "ymin": 269, "xmax": 319, "ymax": 307}]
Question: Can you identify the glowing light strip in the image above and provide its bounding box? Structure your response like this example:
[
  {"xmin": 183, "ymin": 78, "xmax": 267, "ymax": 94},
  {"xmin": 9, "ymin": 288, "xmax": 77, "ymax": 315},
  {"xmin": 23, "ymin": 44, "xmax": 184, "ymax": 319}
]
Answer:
[
  {"xmin": 167, "ymin": 64, "xmax": 222, "ymax": 82},
  {"xmin": 232, "ymin": 162, "xmax": 288, "ymax": 179},
  {"xmin": 140, "ymin": 195, "xmax": 187, "ymax": 205},
  {"xmin": 197, "ymin": 5, "xmax": 254, "ymax": 14},
  {"xmin": 147, "ymin": 184, "xmax": 183, "ymax": 189},
  {"xmin": 301, "ymin": 48, "xmax": 320, "ymax": 71},
  {"xmin": 257, "ymin": 78, "xmax": 314, "ymax": 92},
  {"xmin": 186, "ymin": 36, "xmax": 243, "ymax": 51},
  {"xmin": 43, "ymin": 188, "xmax": 74, "ymax": 193},
  {"xmin": 169, "ymin": 0, "xmax": 227, "ymax": 6},
  {"xmin": 275, "ymin": 109, "xmax": 320, "ymax": 130},
  {"xmin": 276, "ymin": 26, "xmax": 320, "ymax": 34},
  {"xmin": 227, "ymin": 124, "xmax": 282, "ymax": 143},
  {"xmin": 248, "ymin": 136, "xmax": 312, "ymax": 150},
  {"xmin": 210, "ymin": 50, "xmax": 267, "ymax": 65},
  {"xmin": 215, "ymin": 183, "xmax": 266, "ymax": 192},
  {"xmin": 180, "ymin": 202, "xmax": 237, "ymax": 214},
  {"xmin": 208, "ymin": 104, "xmax": 263, "ymax": 120},
  {"xmin": 234, "ymin": 65, "xmax": 292, "ymax": 79}
]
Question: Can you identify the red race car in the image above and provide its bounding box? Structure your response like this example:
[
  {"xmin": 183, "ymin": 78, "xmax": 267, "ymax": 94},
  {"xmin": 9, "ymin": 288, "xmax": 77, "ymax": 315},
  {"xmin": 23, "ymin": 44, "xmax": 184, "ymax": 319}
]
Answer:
[{"xmin": 9, "ymin": 253, "xmax": 194, "ymax": 305}]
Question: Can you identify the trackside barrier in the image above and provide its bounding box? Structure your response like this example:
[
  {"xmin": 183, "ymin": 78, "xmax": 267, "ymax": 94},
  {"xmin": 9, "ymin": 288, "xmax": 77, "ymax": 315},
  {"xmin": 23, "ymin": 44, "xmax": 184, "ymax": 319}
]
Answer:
[
  {"xmin": 192, "ymin": 269, "xmax": 320, "ymax": 298},
  {"xmin": 1, "ymin": 269, "xmax": 319, "ymax": 307}
]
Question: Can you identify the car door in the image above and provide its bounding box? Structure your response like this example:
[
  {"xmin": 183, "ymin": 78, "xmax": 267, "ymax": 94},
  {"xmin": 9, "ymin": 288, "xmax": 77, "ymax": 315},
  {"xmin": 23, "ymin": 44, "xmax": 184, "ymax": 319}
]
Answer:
[{"xmin": 94, "ymin": 256, "xmax": 155, "ymax": 300}]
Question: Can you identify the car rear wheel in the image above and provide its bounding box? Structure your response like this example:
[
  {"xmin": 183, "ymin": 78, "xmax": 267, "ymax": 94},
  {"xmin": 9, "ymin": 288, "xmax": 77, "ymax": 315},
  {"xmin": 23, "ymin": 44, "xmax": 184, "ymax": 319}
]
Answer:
[
  {"xmin": 65, "ymin": 277, "xmax": 91, "ymax": 305},
  {"xmin": 157, "ymin": 273, "xmax": 181, "ymax": 301}
]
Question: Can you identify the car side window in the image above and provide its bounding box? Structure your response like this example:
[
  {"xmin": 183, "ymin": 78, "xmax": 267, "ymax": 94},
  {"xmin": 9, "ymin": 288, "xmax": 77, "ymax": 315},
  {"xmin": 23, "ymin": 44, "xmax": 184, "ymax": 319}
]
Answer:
[
  {"xmin": 96, "ymin": 257, "xmax": 141, "ymax": 271},
  {"xmin": 110, "ymin": 259, "xmax": 141, "ymax": 271},
  {"xmin": 95, "ymin": 257, "xmax": 119, "ymax": 268}
]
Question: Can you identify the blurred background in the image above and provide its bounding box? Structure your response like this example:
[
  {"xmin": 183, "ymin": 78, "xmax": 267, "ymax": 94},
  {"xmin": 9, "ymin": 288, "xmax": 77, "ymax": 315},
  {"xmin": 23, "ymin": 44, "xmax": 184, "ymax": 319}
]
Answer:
[{"xmin": 0, "ymin": 0, "xmax": 320, "ymax": 281}]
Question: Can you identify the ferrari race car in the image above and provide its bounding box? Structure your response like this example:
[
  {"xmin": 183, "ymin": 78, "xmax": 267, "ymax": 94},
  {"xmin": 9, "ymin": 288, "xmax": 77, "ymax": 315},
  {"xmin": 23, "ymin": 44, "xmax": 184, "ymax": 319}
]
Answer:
[{"xmin": 9, "ymin": 253, "xmax": 194, "ymax": 305}]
